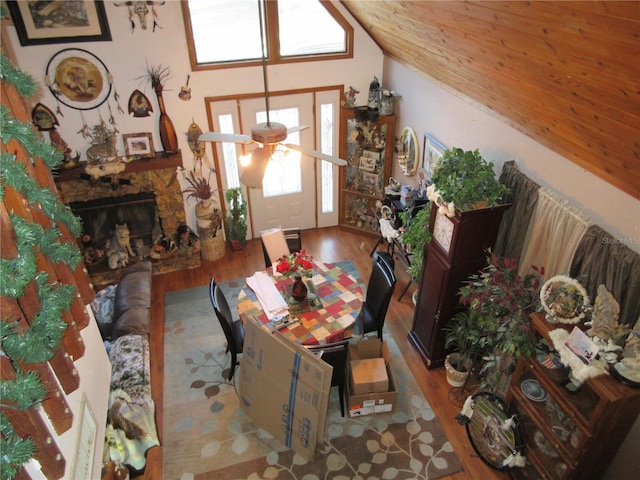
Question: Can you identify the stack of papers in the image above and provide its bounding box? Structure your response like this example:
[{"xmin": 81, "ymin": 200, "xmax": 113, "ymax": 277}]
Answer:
[{"xmin": 246, "ymin": 271, "xmax": 289, "ymax": 320}]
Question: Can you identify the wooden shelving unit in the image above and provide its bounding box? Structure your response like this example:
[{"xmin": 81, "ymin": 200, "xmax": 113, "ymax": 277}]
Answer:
[
  {"xmin": 507, "ymin": 312, "xmax": 640, "ymax": 479},
  {"xmin": 338, "ymin": 108, "xmax": 395, "ymax": 236}
]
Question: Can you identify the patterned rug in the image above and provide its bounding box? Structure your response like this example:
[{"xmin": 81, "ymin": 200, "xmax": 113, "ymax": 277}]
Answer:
[{"xmin": 163, "ymin": 261, "xmax": 462, "ymax": 479}]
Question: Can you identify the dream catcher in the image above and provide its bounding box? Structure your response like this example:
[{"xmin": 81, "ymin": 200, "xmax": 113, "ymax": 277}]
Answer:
[{"xmin": 45, "ymin": 48, "xmax": 124, "ymax": 132}]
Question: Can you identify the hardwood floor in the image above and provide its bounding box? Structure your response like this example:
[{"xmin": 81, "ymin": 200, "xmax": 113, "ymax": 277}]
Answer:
[{"xmin": 141, "ymin": 226, "xmax": 508, "ymax": 480}]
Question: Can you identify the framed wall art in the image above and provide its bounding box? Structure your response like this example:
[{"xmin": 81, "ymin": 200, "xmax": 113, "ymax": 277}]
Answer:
[
  {"xmin": 422, "ymin": 133, "xmax": 448, "ymax": 179},
  {"xmin": 7, "ymin": 1, "xmax": 111, "ymax": 46},
  {"xmin": 123, "ymin": 133, "xmax": 155, "ymax": 159}
]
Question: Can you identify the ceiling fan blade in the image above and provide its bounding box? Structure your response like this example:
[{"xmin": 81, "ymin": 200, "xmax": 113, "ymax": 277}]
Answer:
[
  {"xmin": 199, "ymin": 131, "xmax": 253, "ymax": 143},
  {"xmin": 283, "ymin": 143, "xmax": 347, "ymax": 166},
  {"xmin": 286, "ymin": 125, "xmax": 309, "ymax": 135}
]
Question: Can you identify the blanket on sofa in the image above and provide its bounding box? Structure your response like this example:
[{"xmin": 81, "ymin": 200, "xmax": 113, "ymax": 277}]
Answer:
[{"xmin": 106, "ymin": 334, "xmax": 159, "ymax": 470}]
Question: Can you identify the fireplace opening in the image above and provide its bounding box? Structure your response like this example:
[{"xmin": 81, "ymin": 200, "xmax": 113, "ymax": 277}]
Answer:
[{"xmin": 69, "ymin": 192, "xmax": 162, "ymax": 253}]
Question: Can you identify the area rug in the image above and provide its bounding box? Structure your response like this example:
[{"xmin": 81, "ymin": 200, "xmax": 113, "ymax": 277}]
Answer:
[{"xmin": 163, "ymin": 261, "xmax": 462, "ymax": 479}]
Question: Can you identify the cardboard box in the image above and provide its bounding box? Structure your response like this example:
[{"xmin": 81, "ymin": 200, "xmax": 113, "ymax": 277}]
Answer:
[
  {"xmin": 350, "ymin": 358, "xmax": 389, "ymax": 394},
  {"xmin": 346, "ymin": 339, "xmax": 398, "ymax": 417},
  {"xmin": 238, "ymin": 317, "xmax": 332, "ymax": 461}
]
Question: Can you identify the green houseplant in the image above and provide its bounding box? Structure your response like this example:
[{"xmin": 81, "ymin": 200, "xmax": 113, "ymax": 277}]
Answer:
[
  {"xmin": 443, "ymin": 309, "xmax": 487, "ymax": 386},
  {"xmin": 455, "ymin": 253, "xmax": 544, "ymax": 391},
  {"xmin": 224, "ymin": 187, "xmax": 247, "ymax": 250},
  {"xmin": 398, "ymin": 202, "xmax": 432, "ymax": 283},
  {"xmin": 427, "ymin": 147, "xmax": 509, "ymax": 214}
]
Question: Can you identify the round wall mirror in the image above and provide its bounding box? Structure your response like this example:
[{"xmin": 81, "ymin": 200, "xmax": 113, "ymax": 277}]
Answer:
[{"xmin": 396, "ymin": 126, "xmax": 419, "ymax": 176}]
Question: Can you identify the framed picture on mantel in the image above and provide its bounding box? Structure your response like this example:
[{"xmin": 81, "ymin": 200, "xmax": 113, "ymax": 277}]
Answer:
[
  {"xmin": 123, "ymin": 133, "xmax": 155, "ymax": 160},
  {"xmin": 7, "ymin": 1, "xmax": 112, "ymax": 46}
]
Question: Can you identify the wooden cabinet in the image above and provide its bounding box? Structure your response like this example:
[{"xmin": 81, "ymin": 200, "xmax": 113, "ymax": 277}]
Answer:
[
  {"xmin": 339, "ymin": 108, "xmax": 395, "ymax": 235},
  {"xmin": 409, "ymin": 203, "xmax": 510, "ymax": 368},
  {"xmin": 507, "ymin": 313, "xmax": 640, "ymax": 480}
]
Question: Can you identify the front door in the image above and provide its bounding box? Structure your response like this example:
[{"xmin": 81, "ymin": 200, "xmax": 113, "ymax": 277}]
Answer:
[{"xmin": 239, "ymin": 93, "xmax": 316, "ymax": 233}]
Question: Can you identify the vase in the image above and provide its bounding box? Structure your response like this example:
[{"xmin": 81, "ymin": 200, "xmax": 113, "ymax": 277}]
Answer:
[
  {"xmin": 291, "ymin": 275, "xmax": 308, "ymax": 302},
  {"xmin": 379, "ymin": 95, "xmax": 397, "ymax": 115},
  {"xmin": 155, "ymin": 90, "xmax": 179, "ymax": 154}
]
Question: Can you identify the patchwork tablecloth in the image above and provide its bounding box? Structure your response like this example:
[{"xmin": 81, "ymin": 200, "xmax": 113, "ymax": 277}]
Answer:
[{"xmin": 239, "ymin": 262, "xmax": 364, "ymax": 345}]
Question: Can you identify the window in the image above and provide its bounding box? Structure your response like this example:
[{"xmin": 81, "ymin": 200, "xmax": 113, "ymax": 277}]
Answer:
[{"xmin": 182, "ymin": 0, "xmax": 353, "ymax": 69}]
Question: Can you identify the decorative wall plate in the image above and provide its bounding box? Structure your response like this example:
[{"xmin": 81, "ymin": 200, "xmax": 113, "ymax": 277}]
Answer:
[
  {"xmin": 45, "ymin": 48, "xmax": 112, "ymax": 110},
  {"xmin": 31, "ymin": 103, "xmax": 59, "ymax": 131},
  {"xmin": 128, "ymin": 89, "xmax": 153, "ymax": 117}
]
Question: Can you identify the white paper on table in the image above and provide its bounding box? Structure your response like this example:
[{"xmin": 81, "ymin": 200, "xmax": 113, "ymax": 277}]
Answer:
[{"xmin": 246, "ymin": 271, "xmax": 289, "ymax": 320}]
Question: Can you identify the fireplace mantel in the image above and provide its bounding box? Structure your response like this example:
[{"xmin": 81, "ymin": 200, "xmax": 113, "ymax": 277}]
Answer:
[{"xmin": 54, "ymin": 151, "xmax": 183, "ymax": 183}]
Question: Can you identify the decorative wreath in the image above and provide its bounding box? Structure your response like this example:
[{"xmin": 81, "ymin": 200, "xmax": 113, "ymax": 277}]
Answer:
[{"xmin": 540, "ymin": 275, "xmax": 590, "ymax": 325}]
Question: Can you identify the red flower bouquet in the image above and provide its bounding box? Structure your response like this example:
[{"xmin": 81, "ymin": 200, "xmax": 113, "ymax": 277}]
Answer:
[{"xmin": 275, "ymin": 250, "xmax": 314, "ymax": 278}]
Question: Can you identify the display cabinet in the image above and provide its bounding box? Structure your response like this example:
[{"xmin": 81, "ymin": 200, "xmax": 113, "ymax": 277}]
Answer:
[
  {"xmin": 506, "ymin": 312, "xmax": 640, "ymax": 480},
  {"xmin": 339, "ymin": 108, "xmax": 395, "ymax": 235}
]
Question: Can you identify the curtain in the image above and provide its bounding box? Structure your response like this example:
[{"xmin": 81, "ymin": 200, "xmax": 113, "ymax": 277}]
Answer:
[
  {"xmin": 570, "ymin": 225, "xmax": 640, "ymax": 327},
  {"xmin": 494, "ymin": 161, "xmax": 540, "ymax": 262},
  {"xmin": 519, "ymin": 188, "xmax": 593, "ymax": 280}
]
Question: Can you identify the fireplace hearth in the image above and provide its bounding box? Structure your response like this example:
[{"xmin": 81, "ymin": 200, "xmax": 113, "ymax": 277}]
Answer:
[{"xmin": 55, "ymin": 154, "xmax": 202, "ymax": 285}]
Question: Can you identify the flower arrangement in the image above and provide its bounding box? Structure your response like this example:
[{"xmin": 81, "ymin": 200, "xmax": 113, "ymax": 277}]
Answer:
[
  {"xmin": 540, "ymin": 275, "xmax": 590, "ymax": 325},
  {"xmin": 276, "ymin": 250, "xmax": 314, "ymax": 278}
]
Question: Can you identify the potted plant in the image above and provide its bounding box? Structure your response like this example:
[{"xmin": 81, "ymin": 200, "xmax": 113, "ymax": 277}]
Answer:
[
  {"xmin": 427, "ymin": 147, "xmax": 509, "ymax": 216},
  {"xmin": 443, "ymin": 309, "xmax": 486, "ymax": 387},
  {"xmin": 398, "ymin": 203, "xmax": 432, "ymax": 283},
  {"xmin": 224, "ymin": 187, "xmax": 247, "ymax": 251},
  {"xmin": 456, "ymin": 253, "xmax": 543, "ymax": 391}
]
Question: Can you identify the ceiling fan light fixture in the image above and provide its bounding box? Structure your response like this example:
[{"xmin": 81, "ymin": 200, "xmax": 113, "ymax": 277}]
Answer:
[
  {"xmin": 251, "ymin": 122, "xmax": 288, "ymax": 144},
  {"xmin": 239, "ymin": 146, "xmax": 271, "ymax": 189}
]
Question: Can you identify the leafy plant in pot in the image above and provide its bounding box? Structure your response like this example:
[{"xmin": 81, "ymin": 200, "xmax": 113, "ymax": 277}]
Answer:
[
  {"xmin": 456, "ymin": 253, "xmax": 544, "ymax": 392},
  {"xmin": 398, "ymin": 202, "xmax": 432, "ymax": 283},
  {"xmin": 182, "ymin": 168, "xmax": 222, "ymax": 235},
  {"xmin": 427, "ymin": 147, "xmax": 509, "ymax": 216},
  {"xmin": 224, "ymin": 187, "xmax": 247, "ymax": 251},
  {"xmin": 443, "ymin": 308, "xmax": 486, "ymax": 387}
]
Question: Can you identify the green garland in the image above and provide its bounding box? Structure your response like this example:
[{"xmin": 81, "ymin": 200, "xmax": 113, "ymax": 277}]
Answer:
[
  {"xmin": 0, "ymin": 414, "xmax": 36, "ymax": 480},
  {"xmin": 0, "ymin": 50, "xmax": 85, "ymax": 479}
]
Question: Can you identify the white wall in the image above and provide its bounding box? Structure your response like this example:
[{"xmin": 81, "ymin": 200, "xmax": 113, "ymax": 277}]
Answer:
[
  {"xmin": 380, "ymin": 57, "xmax": 639, "ymax": 479},
  {"xmin": 384, "ymin": 58, "xmax": 640, "ymax": 253}
]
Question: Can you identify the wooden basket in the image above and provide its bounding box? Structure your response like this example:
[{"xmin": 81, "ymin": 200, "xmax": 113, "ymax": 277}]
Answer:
[{"xmin": 200, "ymin": 234, "xmax": 225, "ymax": 261}]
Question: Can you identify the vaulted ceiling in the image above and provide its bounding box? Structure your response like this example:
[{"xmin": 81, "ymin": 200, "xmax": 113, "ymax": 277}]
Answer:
[{"xmin": 341, "ymin": 1, "xmax": 640, "ymax": 200}]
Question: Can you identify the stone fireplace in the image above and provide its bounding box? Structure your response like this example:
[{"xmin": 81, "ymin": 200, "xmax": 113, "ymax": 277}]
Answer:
[{"xmin": 55, "ymin": 154, "xmax": 200, "ymax": 284}]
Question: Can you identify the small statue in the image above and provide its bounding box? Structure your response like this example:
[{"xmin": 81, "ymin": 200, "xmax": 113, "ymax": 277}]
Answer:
[
  {"xmin": 587, "ymin": 284, "xmax": 630, "ymax": 344},
  {"xmin": 341, "ymin": 86, "xmax": 359, "ymax": 108},
  {"xmin": 106, "ymin": 223, "xmax": 135, "ymax": 269}
]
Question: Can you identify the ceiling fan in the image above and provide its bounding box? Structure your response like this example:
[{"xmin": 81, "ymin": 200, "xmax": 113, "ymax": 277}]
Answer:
[{"xmin": 198, "ymin": 2, "xmax": 347, "ymax": 189}]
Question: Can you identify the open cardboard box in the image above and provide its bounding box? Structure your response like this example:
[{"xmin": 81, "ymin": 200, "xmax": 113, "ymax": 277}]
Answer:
[
  {"xmin": 238, "ymin": 317, "xmax": 332, "ymax": 461},
  {"xmin": 346, "ymin": 338, "xmax": 398, "ymax": 417}
]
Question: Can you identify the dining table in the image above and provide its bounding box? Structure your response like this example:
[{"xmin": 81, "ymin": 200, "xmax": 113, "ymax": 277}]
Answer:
[{"xmin": 237, "ymin": 262, "xmax": 364, "ymax": 345}]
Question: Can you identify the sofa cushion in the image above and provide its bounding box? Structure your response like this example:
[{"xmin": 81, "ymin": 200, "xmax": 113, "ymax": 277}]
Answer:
[
  {"xmin": 111, "ymin": 261, "xmax": 152, "ymax": 340},
  {"xmin": 91, "ymin": 284, "xmax": 118, "ymax": 340},
  {"xmin": 111, "ymin": 307, "xmax": 150, "ymax": 340}
]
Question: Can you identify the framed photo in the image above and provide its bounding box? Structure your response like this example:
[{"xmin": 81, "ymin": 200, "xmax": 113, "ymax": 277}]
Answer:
[
  {"xmin": 422, "ymin": 133, "xmax": 448, "ymax": 179},
  {"xmin": 359, "ymin": 150, "xmax": 380, "ymax": 172},
  {"xmin": 7, "ymin": 1, "xmax": 111, "ymax": 46},
  {"xmin": 362, "ymin": 172, "xmax": 379, "ymax": 192},
  {"xmin": 123, "ymin": 133, "xmax": 155, "ymax": 159}
]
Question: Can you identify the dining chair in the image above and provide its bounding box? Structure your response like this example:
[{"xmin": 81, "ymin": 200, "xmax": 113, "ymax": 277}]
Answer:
[
  {"xmin": 356, "ymin": 251, "xmax": 397, "ymax": 340},
  {"xmin": 305, "ymin": 339, "xmax": 350, "ymax": 417},
  {"xmin": 209, "ymin": 278, "xmax": 245, "ymax": 381},
  {"xmin": 261, "ymin": 227, "xmax": 302, "ymax": 268}
]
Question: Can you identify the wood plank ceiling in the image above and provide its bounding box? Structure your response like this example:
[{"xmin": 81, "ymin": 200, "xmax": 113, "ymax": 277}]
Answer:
[{"xmin": 341, "ymin": 1, "xmax": 640, "ymax": 200}]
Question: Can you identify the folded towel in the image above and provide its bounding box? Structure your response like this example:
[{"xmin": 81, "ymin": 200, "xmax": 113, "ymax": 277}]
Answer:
[{"xmin": 246, "ymin": 271, "xmax": 289, "ymax": 320}]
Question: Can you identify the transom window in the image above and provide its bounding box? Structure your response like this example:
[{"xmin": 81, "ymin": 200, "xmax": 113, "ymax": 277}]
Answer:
[{"xmin": 182, "ymin": 0, "xmax": 353, "ymax": 69}]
